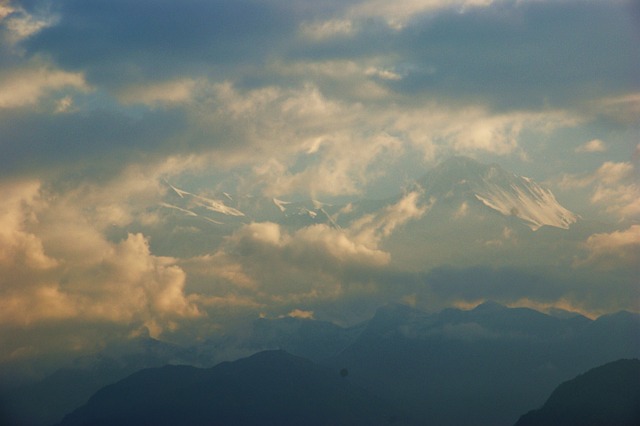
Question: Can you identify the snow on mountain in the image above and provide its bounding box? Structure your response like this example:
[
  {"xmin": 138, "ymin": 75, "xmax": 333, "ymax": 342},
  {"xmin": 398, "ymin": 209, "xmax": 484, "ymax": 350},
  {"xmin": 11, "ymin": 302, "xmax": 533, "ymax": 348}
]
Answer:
[
  {"xmin": 272, "ymin": 198, "xmax": 291, "ymax": 213},
  {"xmin": 166, "ymin": 183, "xmax": 245, "ymax": 218},
  {"xmin": 419, "ymin": 157, "xmax": 577, "ymax": 230},
  {"xmin": 160, "ymin": 157, "xmax": 576, "ymax": 234}
]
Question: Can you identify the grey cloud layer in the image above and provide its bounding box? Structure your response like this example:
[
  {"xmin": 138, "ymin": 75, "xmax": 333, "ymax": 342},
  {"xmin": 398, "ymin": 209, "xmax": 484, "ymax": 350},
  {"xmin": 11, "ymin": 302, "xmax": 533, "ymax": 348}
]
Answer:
[
  {"xmin": 23, "ymin": 0, "xmax": 640, "ymax": 109},
  {"xmin": 0, "ymin": 108, "xmax": 187, "ymax": 178},
  {"xmin": 389, "ymin": 1, "xmax": 639, "ymax": 109},
  {"xmin": 24, "ymin": 0, "xmax": 298, "ymax": 87}
]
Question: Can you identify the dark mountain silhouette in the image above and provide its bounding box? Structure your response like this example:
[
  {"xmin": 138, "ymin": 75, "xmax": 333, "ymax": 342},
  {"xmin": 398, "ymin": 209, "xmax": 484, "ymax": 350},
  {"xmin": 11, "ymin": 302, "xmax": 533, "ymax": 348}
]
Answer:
[
  {"xmin": 57, "ymin": 350, "xmax": 405, "ymax": 426},
  {"xmin": 327, "ymin": 302, "xmax": 640, "ymax": 426},
  {"xmin": 515, "ymin": 358, "xmax": 640, "ymax": 426},
  {"xmin": 1, "ymin": 336, "xmax": 207, "ymax": 426},
  {"xmin": 2, "ymin": 317, "xmax": 363, "ymax": 426}
]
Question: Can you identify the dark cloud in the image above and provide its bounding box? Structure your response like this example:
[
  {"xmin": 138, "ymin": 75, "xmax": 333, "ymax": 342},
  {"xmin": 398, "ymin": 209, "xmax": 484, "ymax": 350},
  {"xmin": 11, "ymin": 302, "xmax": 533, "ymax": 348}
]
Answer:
[
  {"xmin": 18, "ymin": 0, "xmax": 639, "ymax": 109},
  {"xmin": 283, "ymin": 1, "xmax": 639, "ymax": 110},
  {"xmin": 386, "ymin": 0, "xmax": 640, "ymax": 109},
  {"xmin": 23, "ymin": 0, "xmax": 299, "ymax": 88},
  {"xmin": 0, "ymin": 107, "xmax": 187, "ymax": 178},
  {"xmin": 424, "ymin": 265, "xmax": 564, "ymax": 303}
]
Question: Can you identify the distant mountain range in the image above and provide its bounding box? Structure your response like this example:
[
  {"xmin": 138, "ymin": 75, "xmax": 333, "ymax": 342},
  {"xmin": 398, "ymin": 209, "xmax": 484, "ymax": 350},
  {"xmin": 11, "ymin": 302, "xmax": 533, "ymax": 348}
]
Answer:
[
  {"xmin": 327, "ymin": 302, "xmax": 640, "ymax": 425},
  {"xmin": 142, "ymin": 155, "xmax": 592, "ymax": 270},
  {"xmin": 3, "ymin": 302, "xmax": 638, "ymax": 426},
  {"xmin": 160, "ymin": 156, "xmax": 577, "ymax": 232}
]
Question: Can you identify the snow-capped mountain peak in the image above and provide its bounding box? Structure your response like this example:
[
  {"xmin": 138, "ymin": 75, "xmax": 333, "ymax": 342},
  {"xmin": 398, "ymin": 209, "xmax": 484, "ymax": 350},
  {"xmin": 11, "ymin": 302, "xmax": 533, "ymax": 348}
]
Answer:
[
  {"xmin": 164, "ymin": 182, "xmax": 246, "ymax": 221},
  {"xmin": 272, "ymin": 198, "xmax": 291, "ymax": 213},
  {"xmin": 420, "ymin": 157, "xmax": 578, "ymax": 230}
]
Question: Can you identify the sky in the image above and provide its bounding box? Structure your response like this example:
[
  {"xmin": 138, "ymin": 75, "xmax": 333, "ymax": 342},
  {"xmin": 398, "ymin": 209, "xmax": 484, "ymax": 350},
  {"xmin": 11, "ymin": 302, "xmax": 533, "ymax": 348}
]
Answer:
[{"xmin": 0, "ymin": 0, "xmax": 639, "ymax": 366}]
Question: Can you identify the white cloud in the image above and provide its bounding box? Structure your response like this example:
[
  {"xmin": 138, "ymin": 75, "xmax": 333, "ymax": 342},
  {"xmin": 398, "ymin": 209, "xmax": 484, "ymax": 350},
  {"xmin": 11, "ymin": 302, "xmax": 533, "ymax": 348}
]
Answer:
[
  {"xmin": 292, "ymin": 224, "xmax": 391, "ymax": 266},
  {"xmin": 299, "ymin": 19, "xmax": 354, "ymax": 40},
  {"xmin": 0, "ymin": 173, "xmax": 204, "ymax": 361},
  {"xmin": 180, "ymin": 192, "xmax": 430, "ymax": 314},
  {"xmin": 195, "ymin": 81, "xmax": 579, "ymax": 198},
  {"xmin": 284, "ymin": 309, "xmax": 315, "ymax": 319},
  {"xmin": 558, "ymin": 161, "xmax": 639, "ymax": 220},
  {"xmin": 349, "ymin": 0, "xmax": 495, "ymax": 29},
  {"xmin": 454, "ymin": 201, "xmax": 469, "ymax": 219},
  {"xmin": 350, "ymin": 191, "xmax": 432, "ymax": 246},
  {"xmin": 590, "ymin": 92, "xmax": 640, "ymax": 124},
  {"xmin": 116, "ymin": 79, "xmax": 199, "ymax": 106},
  {"xmin": 365, "ymin": 67, "xmax": 403, "ymax": 81},
  {"xmin": 594, "ymin": 161, "xmax": 633, "ymax": 185},
  {"xmin": 589, "ymin": 162, "xmax": 639, "ymax": 219},
  {"xmin": 0, "ymin": 2, "xmax": 56, "ymax": 45},
  {"xmin": 578, "ymin": 225, "xmax": 640, "ymax": 269},
  {"xmin": 591, "ymin": 184, "xmax": 640, "ymax": 219},
  {"xmin": 449, "ymin": 110, "xmax": 578, "ymax": 156},
  {"xmin": 199, "ymin": 82, "xmax": 405, "ymax": 197},
  {"xmin": 0, "ymin": 180, "xmax": 56, "ymax": 270},
  {"xmin": 575, "ymin": 139, "xmax": 607, "ymax": 153},
  {"xmin": 0, "ymin": 64, "xmax": 88, "ymax": 108}
]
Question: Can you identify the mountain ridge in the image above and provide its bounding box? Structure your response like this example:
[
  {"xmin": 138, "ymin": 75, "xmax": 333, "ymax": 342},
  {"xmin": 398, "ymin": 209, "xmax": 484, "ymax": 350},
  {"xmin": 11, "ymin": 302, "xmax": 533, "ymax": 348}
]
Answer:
[
  {"xmin": 56, "ymin": 350, "xmax": 405, "ymax": 426},
  {"xmin": 514, "ymin": 358, "xmax": 640, "ymax": 426},
  {"xmin": 160, "ymin": 156, "xmax": 577, "ymax": 232}
]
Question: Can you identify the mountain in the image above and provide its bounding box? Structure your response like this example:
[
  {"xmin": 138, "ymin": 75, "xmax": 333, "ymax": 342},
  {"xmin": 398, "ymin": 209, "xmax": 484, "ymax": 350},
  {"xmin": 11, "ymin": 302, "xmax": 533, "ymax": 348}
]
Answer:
[
  {"xmin": 218, "ymin": 316, "xmax": 364, "ymax": 361},
  {"xmin": 161, "ymin": 182, "xmax": 340, "ymax": 229},
  {"xmin": 1, "ymin": 317, "xmax": 362, "ymax": 426},
  {"xmin": 515, "ymin": 358, "xmax": 640, "ymax": 426},
  {"xmin": 326, "ymin": 303, "xmax": 640, "ymax": 426},
  {"xmin": 4, "ymin": 304, "xmax": 638, "ymax": 425},
  {"xmin": 145, "ymin": 157, "xmax": 581, "ymax": 267},
  {"xmin": 1, "ymin": 336, "xmax": 206, "ymax": 426},
  {"xmin": 157, "ymin": 156, "xmax": 576, "ymax": 233},
  {"xmin": 57, "ymin": 350, "xmax": 405, "ymax": 426},
  {"xmin": 417, "ymin": 157, "xmax": 577, "ymax": 230}
]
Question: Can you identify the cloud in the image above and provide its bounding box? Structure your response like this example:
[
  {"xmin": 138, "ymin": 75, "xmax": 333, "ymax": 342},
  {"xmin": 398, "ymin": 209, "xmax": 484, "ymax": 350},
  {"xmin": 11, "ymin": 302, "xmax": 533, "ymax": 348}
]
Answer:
[
  {"xmin": 587, "ymin": 92, "xmax": 640, "ymax": 125},
  {"xmin": 300, "ymin": 19, "xmax": 355, "ymax": 40},
  {"xmin": 0, "ymin": 106, "xmax": 189, "ymax": 178},
  {"xmin": 593, "ymin": 161, "xmax": 634, "ymax": 185},
  {"xmin": 575, "ymin": 139, "xmax": 607, "ymax": 153},
  {"xmin": 23, "ymin": 0, "xmax": 298, "ymax": 89},
  {"xmin": 589, "ymin": 162, "xmax": 639, "ymax": 219},
  {"xmin": 425, "ymin": 265, "xmax": 561, "ymax": 303},
  {"xmin": 15, "ymin": 0, "xmax": 637, "ymax": 114},
  {"xmin": 228, "ymin": 221, "xmax": 391, "ymax": 271},
  {"xmin": 201, "ymin": 81, "xmax": 578, "ymax": 197},
  {"xmin": 350, "ymin": 191, "xmax": 431, "ymax": 246},
  {"xmin": 179, "ymin": 220, "xmax": 389, "ymax": 312},
  {"xmin": 348, "ymin": 0, "xmax": 495, "ymax": 30},
  {"xmin": 380, "ymin": 0, "xmax": 640, "ymax": 110},
  {"xmin": 416, "ymin": 263, "xmax": 637, "ymax": 317},
  {"xmin": 179, "ymin": 192, "xmax": 429, "ymax": 317},
  {"xmin": 0, "ymin": 174, "xmax": 203, "ymax": 361},
  {"xmin": 0, "ymin": 180, "xmax": 56, "ymax": 270},
  {"xmin": 578, "ymin": 225, "xmax": 640, "ymax": 269},
  {"xmin": 558, "ymin": 161, "xmax": 639, "ymax": 220},
  {"xmin": 0, "ymin": 1, "xmax": 56, "ymax": 45},
  {"xmin": 283, "ymin": 309, "xmax": 315, "ymax": 319},
  {"xmin": 116, "ymin": 78, "xmax": 199, "ymax": 106},
  {"xmin": 0, "ymin": 61, "xmax": 88, "ymax": 108}
]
